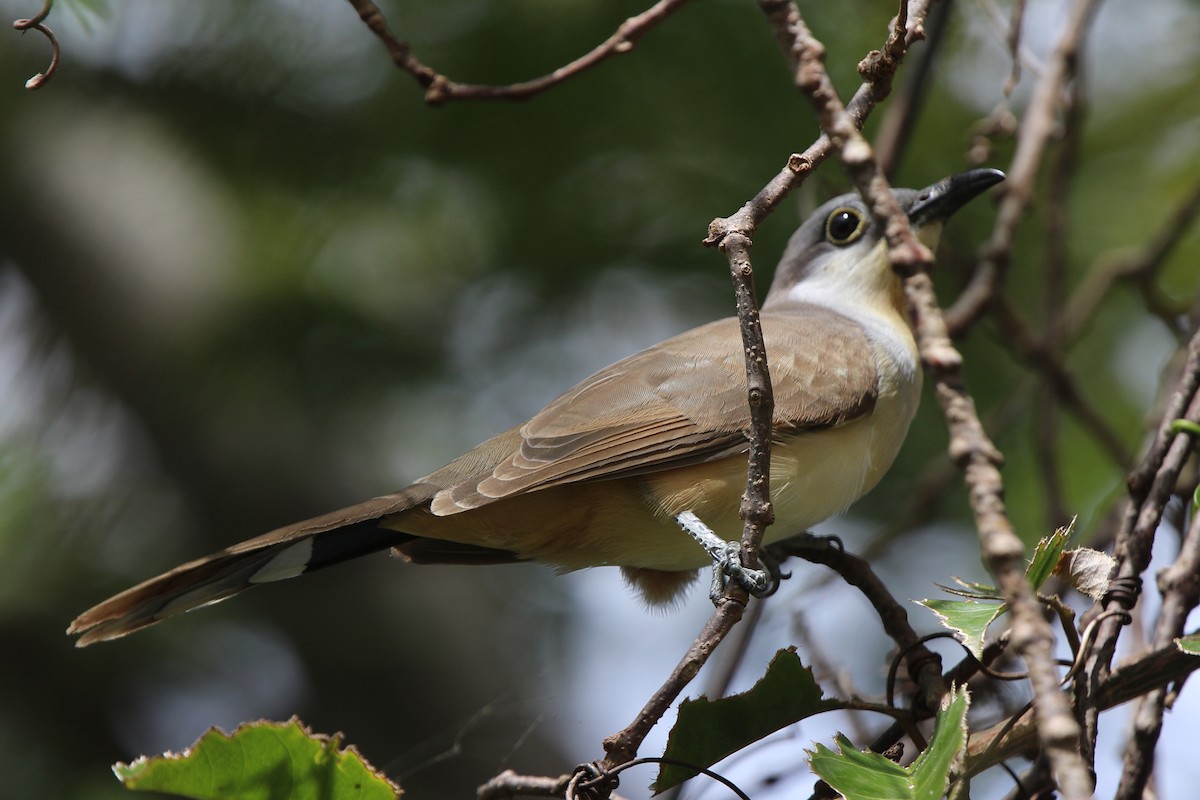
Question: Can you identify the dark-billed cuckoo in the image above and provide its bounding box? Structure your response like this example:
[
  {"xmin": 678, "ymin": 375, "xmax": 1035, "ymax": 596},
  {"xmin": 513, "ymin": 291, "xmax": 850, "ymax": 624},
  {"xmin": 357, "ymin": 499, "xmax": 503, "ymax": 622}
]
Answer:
[{"xmin": 69, "ymin": 169, "xmax": 1004, "ymax": 646}]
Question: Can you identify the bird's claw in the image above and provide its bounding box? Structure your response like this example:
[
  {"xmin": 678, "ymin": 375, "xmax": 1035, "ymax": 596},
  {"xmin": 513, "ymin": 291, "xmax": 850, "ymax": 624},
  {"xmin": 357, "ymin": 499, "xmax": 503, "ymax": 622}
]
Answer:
[{"xmin": 707, "ymin": 540, "xmax": 770, "ymax": 603}]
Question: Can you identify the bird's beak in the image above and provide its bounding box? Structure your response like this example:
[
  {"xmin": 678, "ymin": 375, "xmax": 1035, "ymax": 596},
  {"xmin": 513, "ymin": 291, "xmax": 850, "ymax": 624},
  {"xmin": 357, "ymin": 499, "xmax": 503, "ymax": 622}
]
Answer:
[{"xmin": 909, "ymin": 168, "xmax": 1005, "ymax": 225}]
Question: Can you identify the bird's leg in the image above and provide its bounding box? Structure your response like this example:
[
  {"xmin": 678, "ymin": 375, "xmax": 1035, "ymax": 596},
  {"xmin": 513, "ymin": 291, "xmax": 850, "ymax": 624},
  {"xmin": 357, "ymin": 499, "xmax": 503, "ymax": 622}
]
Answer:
[{"xmin": 674, "ymin": 511, "xmax": 769, "ymax": 602}]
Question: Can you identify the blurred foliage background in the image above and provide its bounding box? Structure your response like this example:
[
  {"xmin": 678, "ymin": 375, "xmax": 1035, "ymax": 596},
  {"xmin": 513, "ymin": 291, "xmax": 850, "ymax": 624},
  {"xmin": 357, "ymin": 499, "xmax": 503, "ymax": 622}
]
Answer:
[{"xmin": 0, "ymin": 0, "xmax": 1198, "ymax": 797}]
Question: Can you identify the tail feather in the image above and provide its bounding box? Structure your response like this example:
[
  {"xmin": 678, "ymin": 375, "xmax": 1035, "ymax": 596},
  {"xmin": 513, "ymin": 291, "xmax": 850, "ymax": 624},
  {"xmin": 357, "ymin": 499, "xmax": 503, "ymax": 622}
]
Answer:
[{"xmin": 68, "ymin": 492, "xmax": 427, "ymax": 646}]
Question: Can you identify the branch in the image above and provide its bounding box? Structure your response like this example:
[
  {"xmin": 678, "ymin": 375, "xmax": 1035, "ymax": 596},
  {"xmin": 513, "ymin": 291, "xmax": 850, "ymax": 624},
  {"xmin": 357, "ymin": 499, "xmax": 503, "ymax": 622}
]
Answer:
[
  {"xmin": 476, "ymin": 770, "xmax": 570, "ymax": 800},
  {"xmin": 1062, "ymin": 177, "xmax": 1200, "ymax": 341},
  {"xmin": 754, "ymin": 3, "xmax": 952, "ymax": 722},
  {"xmin": 12, "ymin": 0, "xmax": 59, "ymax": 90},
  {"xmin": 967, "ymin": 636, "xmax": 1200, "ymax": 777},
  {"xmin": 990, "ymin": 295, "xmax": 1131, "ymax": 469},
  {"xmin": 705, "ymin": 0, "xmax": 932, "ymax": 247},
  {"xmin": 600, "ymin": 0, "xmax": 935, "ymax": 772},
  {"xmin": 1030, "ymin": 57, "xmax": 1087, "ymax": 530},
  {"xmin": 872, "ymin": 0, "xmax": 952, "ymax": 177},
  {"xmin": 725, "ymin": 231, "xmax": 776, "ymax": 582},
  {"xmin": 344, "ymin": 0, "xmax": 693, "ymax": 105},
  {"xmin": 1077, "ymin": 327, "xmax": 1200, "ymax": 760},
  {"xmin": 910, "ymin": 269, "xmax": 1093, "ymax": 800},
  {"xmin": 1116, "ymin": 507, "xmax": 1200, "ymax": 798},
  {"xmin": 943, "ymin": 0, "xmax": 1103, "ymax": 336},
  {"xmin": 600, "ymin": 600, "xmax": 748, "ymax": 769},
  {"xmin": 770, "ymin": 536, "xmax": 945, "ymax": 711},
  {"xmin": 602, "ymin": 185, "xmax": 776, "ymax": 776},
  {"xmin": 773, "ymin": 6, "xmax": 1093, "ymax": 794}
]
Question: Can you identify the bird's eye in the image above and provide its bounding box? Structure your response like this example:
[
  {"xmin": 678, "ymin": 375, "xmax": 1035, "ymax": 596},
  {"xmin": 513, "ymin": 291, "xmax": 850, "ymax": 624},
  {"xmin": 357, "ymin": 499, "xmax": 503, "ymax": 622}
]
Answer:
[{"xmin": 825, "ymin": 207, "xmax": 865, "ymax": 245}]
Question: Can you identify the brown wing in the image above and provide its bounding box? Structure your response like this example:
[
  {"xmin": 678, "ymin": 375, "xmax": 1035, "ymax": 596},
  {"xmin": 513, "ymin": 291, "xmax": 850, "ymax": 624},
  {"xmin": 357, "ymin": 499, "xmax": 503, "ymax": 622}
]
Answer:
[{"xmin": 431, "ymin": 304, "xmax": 879, "ymax": 513}]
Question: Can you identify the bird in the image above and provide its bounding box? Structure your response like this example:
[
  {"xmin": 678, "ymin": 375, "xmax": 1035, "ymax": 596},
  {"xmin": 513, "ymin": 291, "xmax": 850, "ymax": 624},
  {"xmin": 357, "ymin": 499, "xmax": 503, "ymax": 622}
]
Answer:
[{"xmin": 69, "ymin": 168, "xmax": 1004, "ymax": 646}]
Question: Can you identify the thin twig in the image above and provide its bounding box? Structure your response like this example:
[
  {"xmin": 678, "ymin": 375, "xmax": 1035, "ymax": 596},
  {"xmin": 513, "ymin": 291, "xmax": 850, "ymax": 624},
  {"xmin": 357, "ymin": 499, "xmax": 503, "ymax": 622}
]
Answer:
[
  {"xmin": 601, "ymin": 601, "xmax": 747, "ymax": 769},
  {"xmin": 1077, "ymin": 327, "xmax": 1200, "ymax": 763},
  {"xmin": 913, "ymin": 281, "xmax": 1094, "ymax": 797},
  {"xmin": 601, "ymin": 0, "xmax": 935, "ymax": 772},
  {"xmin": 1115, "ymin": 486, "xmax": 1200, "ymax": 797},
  {"xmin": 700, "ymin": 593, "xmax": 767, "ymax": 703},
  {"xmin": 706, "ymin": 0, "xmax": 932, "ymax": 248},
  {"xmin": 476, "ymin": 769, "xmax": 571, "ymax": 800},
  {"xmin": 770, "ymin": 536, "xmax": 944, "ymax": 713},
  {"xmin": 1003, "ymin": 0, "xmax": 1028, "ymax": 94},
  {"xmin": 969, "ymin": 633, "xmax": 1200, "ymax": 777},
  {"xmin": 872, "ymin": 0, "xmax": 952, "ymax": 178},
  {"xmin": 1032, "ymin": 58, "xmax": 1087, "ymax": 530},
  {"xmin": 344, "ymin": 0, "xmax": 694, "ymax": 105},
  {"xmin": 990, "ymin": 295, "xmax": 1131, "ymax": 469},
  {"xmin": 601, "ymin": 212, "xmax": 776, "ymax": 773},
  {"xmin": 1062, "ymin": 177, "xmax": 1200, "ymax": 342},
  {"xmin": 772, "ymin": 3, "xmax": 949, "ymax": 716},
  {"xmin": 944, "ymin": 0, "xmax": 1103, "ymax": 337},
  {"xmin": 724, "ymin": 231, "xmax": 776, "ymax": 594},
  {"xmin": 776, "ymin": 3, "xmax": 1093, "ymax": 789},
  {"xmin": 12, "ymin": 0, "xmax": 59, "ymax": 90},
  {"xmin": 977, "ymin": 0, "xmax": 1044, "ymax": 85}
]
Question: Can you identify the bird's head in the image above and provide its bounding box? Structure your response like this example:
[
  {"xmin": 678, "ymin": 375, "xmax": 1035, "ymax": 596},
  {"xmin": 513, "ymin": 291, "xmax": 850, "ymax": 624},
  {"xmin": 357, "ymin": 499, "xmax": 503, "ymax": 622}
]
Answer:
[{"xmin": 764, "ymin": 168, "xmax": 1005, "ymax": 315}]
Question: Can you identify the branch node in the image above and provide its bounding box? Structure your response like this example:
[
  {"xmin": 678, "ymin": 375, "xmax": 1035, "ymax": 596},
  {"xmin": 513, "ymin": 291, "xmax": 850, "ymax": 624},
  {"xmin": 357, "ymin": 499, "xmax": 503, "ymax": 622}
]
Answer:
[
  {"xmin": 423, "ymin": 74, "xmax": 450, "ymax": 106},
  {"xmin": 786, "ymin": 153, "xmax": 812, "ymax": 174}
]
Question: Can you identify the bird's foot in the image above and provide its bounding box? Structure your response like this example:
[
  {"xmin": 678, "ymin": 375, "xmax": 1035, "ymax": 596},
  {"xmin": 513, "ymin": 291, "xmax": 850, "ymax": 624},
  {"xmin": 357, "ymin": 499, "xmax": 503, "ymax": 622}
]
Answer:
[{"xmin": 674, "ymin": 511, "xmax": 770, "ymax": 604}]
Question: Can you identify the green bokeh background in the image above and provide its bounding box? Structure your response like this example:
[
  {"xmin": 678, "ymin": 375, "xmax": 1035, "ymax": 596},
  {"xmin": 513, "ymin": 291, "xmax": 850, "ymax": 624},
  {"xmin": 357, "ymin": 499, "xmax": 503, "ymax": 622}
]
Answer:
[{"xmin": 1, "ymin": 0, "xmax": 1198, "ymax": 797}]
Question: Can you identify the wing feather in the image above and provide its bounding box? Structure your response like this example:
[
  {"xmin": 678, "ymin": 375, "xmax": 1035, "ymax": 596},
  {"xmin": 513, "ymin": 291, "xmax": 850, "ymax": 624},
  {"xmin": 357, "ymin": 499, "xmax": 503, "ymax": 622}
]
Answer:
[{"xmin": 430, "ymin": 304, "xmax": 880, "ymax": 513}]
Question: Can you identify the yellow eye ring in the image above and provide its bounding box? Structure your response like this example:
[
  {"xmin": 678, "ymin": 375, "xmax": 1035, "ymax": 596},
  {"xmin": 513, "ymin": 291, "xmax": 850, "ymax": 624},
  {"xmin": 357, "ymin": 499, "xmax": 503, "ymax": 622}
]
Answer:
[{"xmin": 825, "ymin": 207, "xmax": 866, "ymax": 245}]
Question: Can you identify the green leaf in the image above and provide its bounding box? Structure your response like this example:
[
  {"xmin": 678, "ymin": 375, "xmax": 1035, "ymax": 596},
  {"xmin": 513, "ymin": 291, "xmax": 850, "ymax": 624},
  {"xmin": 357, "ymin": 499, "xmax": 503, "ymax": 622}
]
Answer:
[
  {"xmin": 908, "ymin": 688, "xmax": 970, "ymax": 799},
  {"xmin": 1026, "ymin": 521, "xmax": 1075, "ymax": 591},
  {"xmin": 114, "ymin": 717, "xmax": 401, "ymax": 800},
  {"xmin": 916, "ymin": 598, "xmax": 1005, "ymax": 659},
  {"xmin": 932, "ymin": 577, "xmax": 1002, "ymax": 601},
  {"xmin": 808, "ymin": 734, "xmax": 911, "ymax": 798},
  {"xmin": 808, "ymin": 686, "xmax": 970, "ymax": 800},
  {"xmin": 656, "ymin": 648, "xmax": 840, "ymax": 791},
  {"xmin": 1177, "ymin": 635, "xmax": 1200, "ymax": 656}
]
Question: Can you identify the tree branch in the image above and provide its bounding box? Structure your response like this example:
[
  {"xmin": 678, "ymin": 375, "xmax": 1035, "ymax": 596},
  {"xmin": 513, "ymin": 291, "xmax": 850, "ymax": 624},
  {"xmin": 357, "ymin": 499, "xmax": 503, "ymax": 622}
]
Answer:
[
  {"xmin": 1077, "ymin": 327, "xmax": 1200, "ymax": 762},
  {"xmin": 1062, "ymin": 177, "xmax": 1200, "ymax": 342},
  {"xmin": 771, "ymin": 5, "xmax": 1094, "ymax": 793},
  {"xmin": 344, "ymin": 0, "xmax": 693, "ymax": 105},
  {"xmin": 968, "ymin": 635, "xmax": 1200, "ymax": 777},
  {"xmin": 705, "ymin": 0, "xmax": 932, "ymax": 247},
  {"xmin": 11, "ymin": 0, "xmax": 60, "ymax": 90},
  {"xmin": 770, "ymin": 536, "xmax": 945, "ymax": 712},
  {"xmin": 1116, "ymin": 508, "xmax": 1200, "ymax": 798},
  {"xmin": 600, "ymin": 601, "xmax": 747, "ymax": 769},
  {"xmin": 599, "ymin": 0, "xmax": 936, "ymax": 773},
  {"xmin": 943, "ymin": 0, "xmax": 1103, "ymax": 337},
  {"xmin": 990, "ymin": 295, "xmax": 1131, "ymax": 469}
]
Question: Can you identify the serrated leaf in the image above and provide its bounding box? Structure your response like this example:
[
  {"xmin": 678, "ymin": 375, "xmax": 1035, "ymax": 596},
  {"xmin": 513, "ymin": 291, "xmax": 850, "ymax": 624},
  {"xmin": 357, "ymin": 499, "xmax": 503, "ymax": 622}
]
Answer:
[
  {"xmin": 908, "ymin": 688, "xmax": 969, "ymax": 798},
  {"xmin": 1053, "ymin": 547, "xmax": 1115, "ymax": 600},
  {"xmin": 114, "ymin": 717, "xmax": 401, "ymax": 800},
  {"xmin": 1026, "ymin": 521, "xmax": 1075, "ymax": 591},
  {"xmin": 656, "ymin": 647, "xmax": 839, "ymax": 791},
  {"xmin": 1177, "ymin": 635, "xmax": 1200, "ymax": 656},
  {"xmin": 807, "ymin": 687, "xmax": 969, "ymax": 800},
  {"xmin": 916, "ymin": 598, "xmax": 1005, "ymax": 659},
  {"xmin": 809, "ymin": 734, "xmax": 912, "ymax": 798}
]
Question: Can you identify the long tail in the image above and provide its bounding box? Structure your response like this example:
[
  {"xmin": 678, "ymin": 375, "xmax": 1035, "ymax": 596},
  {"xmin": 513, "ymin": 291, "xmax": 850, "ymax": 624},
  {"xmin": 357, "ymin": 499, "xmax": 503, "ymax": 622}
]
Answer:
[{"xmin": 68, "ymin": 492, "xmax": 422, "ymax": 646}]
